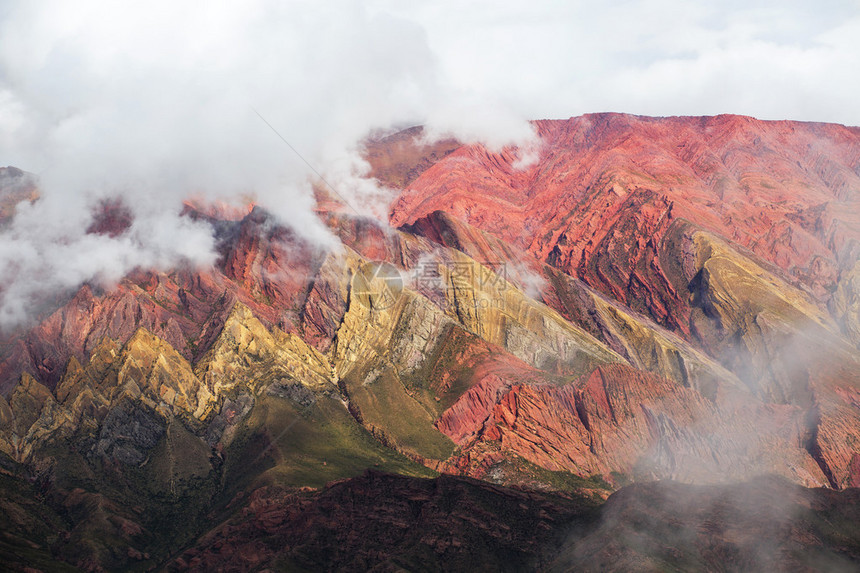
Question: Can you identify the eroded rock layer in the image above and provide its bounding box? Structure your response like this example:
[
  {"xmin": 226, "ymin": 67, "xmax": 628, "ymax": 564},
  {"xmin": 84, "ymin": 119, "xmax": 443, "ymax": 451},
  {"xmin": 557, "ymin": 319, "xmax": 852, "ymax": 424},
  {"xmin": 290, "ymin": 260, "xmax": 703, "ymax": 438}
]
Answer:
[{"xmin": 1, "ymin": 114, "xmax": 860, "ymax": 570}]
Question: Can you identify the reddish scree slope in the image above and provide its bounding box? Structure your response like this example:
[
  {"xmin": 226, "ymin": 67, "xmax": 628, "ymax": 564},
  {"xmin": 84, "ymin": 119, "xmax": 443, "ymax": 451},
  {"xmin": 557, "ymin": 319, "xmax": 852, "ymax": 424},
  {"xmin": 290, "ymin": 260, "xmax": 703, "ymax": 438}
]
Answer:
[{"xmin": 389, "ymin": 114, "xmax": 860, "ymax": 308}]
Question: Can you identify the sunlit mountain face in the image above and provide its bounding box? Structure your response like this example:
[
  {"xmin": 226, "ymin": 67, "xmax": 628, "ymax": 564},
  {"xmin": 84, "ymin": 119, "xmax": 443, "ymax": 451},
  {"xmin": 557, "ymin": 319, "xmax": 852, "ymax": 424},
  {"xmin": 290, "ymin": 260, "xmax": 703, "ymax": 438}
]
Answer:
[{"xmin": 2, "ymin": 114, "xmax": 860, "ymax": 571}]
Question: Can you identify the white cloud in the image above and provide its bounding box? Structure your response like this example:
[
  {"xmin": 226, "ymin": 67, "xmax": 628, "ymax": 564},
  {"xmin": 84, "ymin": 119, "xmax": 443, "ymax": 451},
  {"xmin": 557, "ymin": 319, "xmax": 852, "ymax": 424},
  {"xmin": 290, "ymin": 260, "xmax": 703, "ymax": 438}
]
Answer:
[
  {"xmin": 378, "ymin": 0, "xmax": 860, "ymax": 125},
  {"xmin": 1, "ymin": 0, "xmax": 859, "ymax": 328},
  {"xmin": 0, "ymin": 0, "xmax": 541, "ymax": 328}
]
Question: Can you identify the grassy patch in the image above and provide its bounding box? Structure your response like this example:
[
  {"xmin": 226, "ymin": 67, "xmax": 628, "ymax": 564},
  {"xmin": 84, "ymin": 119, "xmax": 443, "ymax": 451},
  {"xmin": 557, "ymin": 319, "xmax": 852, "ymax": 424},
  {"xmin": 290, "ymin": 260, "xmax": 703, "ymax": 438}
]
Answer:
[
  {"xmin": 491, "ymin": 454, "xmax": 613, "ymax": 495},
  {"xmin": 342, "ymin": 365, "xmax": 456, "ymax": 462},
  {"xmin": 223, "ymin": 392, "xmax": 436, "ymax": 493}
]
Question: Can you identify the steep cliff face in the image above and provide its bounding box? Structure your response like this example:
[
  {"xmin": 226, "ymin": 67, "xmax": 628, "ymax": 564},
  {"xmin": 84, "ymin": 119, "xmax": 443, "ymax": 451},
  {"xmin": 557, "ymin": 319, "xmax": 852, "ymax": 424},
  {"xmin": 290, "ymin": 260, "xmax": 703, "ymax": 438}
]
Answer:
[
  {"xmin": 379, "ymin": 117, "xmax": 860, "ymax": 492},
  {"xmin": 0, "ymin": 277, "xmax": 209, "ymax": 395},
  {"xmin": 403, "ymin": 210, "xmax": 745, "ymax": 396},
  {"xmin": 0, "ymin": 205, "xmax": 323, "ymax": 397},
  {"xmin": 438, "ymin": 363, "xmax": 826, "ymax": 487},
  {"xmin": 389, "ymin": 114, "xmax": 860, "ymax": 319},
  {"xmin": 0, "ymin": 301, "xmax": 336, "ymax": 465},
  {"xmin": 194, "ymin": 302, "xmax": 335, "ymax": 414}
]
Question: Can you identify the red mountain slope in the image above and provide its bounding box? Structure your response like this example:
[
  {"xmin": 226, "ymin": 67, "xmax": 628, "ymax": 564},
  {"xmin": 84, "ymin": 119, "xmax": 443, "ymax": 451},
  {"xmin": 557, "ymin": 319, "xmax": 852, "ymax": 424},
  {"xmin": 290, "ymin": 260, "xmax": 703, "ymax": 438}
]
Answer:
[
  {"xmin": 1, "ymin": 114, "xmax": 860, "ymax": 570},
  {"xmin": 390, "ymin": 114, "xmax": 860, "ymax": 312}
]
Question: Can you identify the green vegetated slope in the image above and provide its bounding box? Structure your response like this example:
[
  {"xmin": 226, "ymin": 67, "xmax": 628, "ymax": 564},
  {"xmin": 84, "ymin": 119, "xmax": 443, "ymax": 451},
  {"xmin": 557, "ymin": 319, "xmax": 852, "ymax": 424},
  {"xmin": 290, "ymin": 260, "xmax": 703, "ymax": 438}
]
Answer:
[{"xmin": 222, "ymin": 392, "xmax": 435, "ymax": 494}]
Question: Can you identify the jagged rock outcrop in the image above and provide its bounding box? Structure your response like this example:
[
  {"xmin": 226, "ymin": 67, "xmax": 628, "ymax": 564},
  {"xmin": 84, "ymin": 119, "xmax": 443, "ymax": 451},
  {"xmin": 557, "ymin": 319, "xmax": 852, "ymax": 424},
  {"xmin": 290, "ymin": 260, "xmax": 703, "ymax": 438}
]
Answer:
[
  {"xmin": 95, "ymin": 398, "xmax": 166, "ymax": 465},
  {"xmin": 329, "ymin": 264, "xmax": 461, "ymax": 461},
  {"xmin": 0, "ymin": 274, "xmax": 220, "ymax": 397},
  {"xmin": 329, "ymin": 233, "xmax": 624, "ymax": 377},
  {"xmin": 430, "ymin": 249, "xmax": 624, "ymax": 374},
  {"xmin": 439, "ymin": 364, "xmax": 827, "ymax": 487},
  {"xmin": 0, "ymin": 302, "xmax": 336, "ymax": 463},
  {"xmin": 2, "ymin": 114, "xmax": 860, "ymax": 571},
  {"xmin": 0, "ymin": 374, "xmax": 66, "ymax": 461},
  {"xmin": 389, "ymin": 114, "xmax": 860, "ymax": 307},
  {"xmin": 405, "ymin": 210, "xmax": 745, "ymax": 395},
  {"xmin": 328, "ymin": 244, "xmax": 626, "ymax": 464},
  {"xmin": 221, "ymin": 207, "xmax": 324, "ymax": 329},
  {"xmin": 0, "ymin": 206, "xmax": 324, "ymax": 396},
  {"xmin": 195, "ymin": 302, "xmax": 335, "ymax": 417},
  {"xmin": 299, "ymin": 249, "xmax": 363, "ymax": 351}
]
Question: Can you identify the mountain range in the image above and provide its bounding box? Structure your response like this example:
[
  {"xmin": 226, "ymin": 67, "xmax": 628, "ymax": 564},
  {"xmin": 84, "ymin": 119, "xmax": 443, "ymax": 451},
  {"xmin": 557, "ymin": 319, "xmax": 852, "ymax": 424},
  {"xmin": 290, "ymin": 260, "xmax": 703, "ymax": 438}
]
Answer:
[{"xmin": 1, "ymin": 113, "xmax": 860, "ymax": 571}]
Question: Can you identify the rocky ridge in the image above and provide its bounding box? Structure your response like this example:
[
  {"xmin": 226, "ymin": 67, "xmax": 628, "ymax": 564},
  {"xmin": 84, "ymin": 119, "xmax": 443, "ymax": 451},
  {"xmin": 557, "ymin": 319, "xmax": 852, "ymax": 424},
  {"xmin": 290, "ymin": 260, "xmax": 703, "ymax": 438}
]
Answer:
[{"xmin": 1, "ymin": 114, "xmax": 859, "ymax": 570}]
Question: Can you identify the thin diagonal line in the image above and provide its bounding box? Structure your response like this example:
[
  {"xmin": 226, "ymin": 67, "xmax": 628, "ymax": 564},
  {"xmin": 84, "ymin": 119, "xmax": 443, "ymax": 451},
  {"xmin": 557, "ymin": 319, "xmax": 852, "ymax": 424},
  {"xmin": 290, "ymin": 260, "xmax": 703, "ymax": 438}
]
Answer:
[
  {"xmin": 252, "ymin": 108, "xmax": 362, "ymax": 217},
  {"xmin": 250, "ymin": 414, "xmax": 301, "ymax": 466}
]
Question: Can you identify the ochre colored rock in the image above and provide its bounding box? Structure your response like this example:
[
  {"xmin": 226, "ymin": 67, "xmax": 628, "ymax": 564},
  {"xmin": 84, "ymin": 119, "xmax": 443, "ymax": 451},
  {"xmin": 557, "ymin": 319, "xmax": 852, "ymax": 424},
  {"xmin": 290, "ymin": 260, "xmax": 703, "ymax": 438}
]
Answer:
[
  {"xmin": 403, "ymin": 210, "xmax": 744, "ymax": 395},
  {"xmin": 104, "ymin": 328, "xmax": 203, "ymax": 416},
  {"xmin": 0, "ymin": 393, "xmax": 12, "ymax": 428},
  {"xmin": 0, "ymin": 373, "xmax": 69, "ymax": 460},
  {"xmin": 195, "ymin": 301, "xmax": 335, "ymax": 420},
  {"xmin": 0, "ymin": 301, "xmax": 337, "ymax": 462}
]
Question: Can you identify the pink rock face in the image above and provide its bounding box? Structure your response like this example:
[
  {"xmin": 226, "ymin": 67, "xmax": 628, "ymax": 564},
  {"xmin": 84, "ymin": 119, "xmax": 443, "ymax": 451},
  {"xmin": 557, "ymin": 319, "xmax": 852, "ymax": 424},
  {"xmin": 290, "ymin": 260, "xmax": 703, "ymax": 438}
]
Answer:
[
  {"xmin": 2, "ymin": 113, "xmax": 859, "ymax": 496},
  {"xmin": 0, "ymin": 278, "xmax": 215, "ymax": 393},
  {"xmin": 433, "ymin": 347, "xmax": 550, "ymax": 445},
  {"xmin": 220, "ymin": 206, "xmax": 322, "ymax": 330},
  {"xmin": 389, "ymin": 114, "xmax": 860, "ymax": 306},
  {"xmin": 364, "ymin": 125, "xmax": 462, "ymax": 190},
  {"xmin": 434, "ymin": 373, "xmax": 510, "ymax": 444},
  {"xmin": 0, "ymin": 206, "xmax": 321, "ymax": 394},
  {"xmin": 439, "ymin": 364, "xmax": 828, "ymax": 487}
]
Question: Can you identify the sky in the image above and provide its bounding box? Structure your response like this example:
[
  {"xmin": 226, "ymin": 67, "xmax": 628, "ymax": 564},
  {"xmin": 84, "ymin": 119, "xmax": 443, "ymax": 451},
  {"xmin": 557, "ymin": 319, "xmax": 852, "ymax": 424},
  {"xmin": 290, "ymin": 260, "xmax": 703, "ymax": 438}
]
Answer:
[
  {"xmin": 0, "ymin": 0, "xmax": 858, "ymax": 328},
  {"xmin": 390, "ymin": 0, "xmax": 860, "ymax": 126}
]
